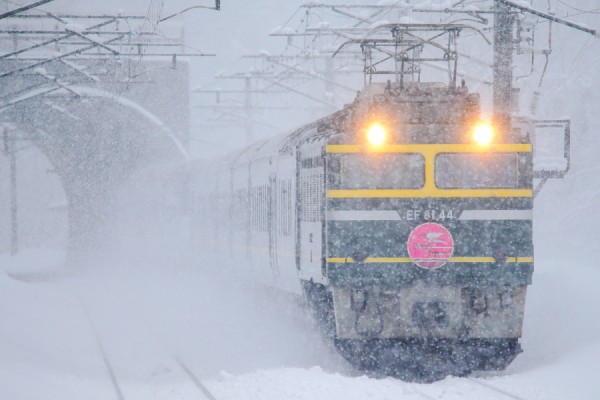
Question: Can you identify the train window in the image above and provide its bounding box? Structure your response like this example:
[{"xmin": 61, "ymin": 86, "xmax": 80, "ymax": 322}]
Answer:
[
  {"xmin": 301, "ymin": 156, "xmax": 324, "ymax": 169},
  {"xmin": 435, "ymin": 153, "xmax": 519, "ymax": 188},
  {"xmin": 329, "ymin": 153, "xmax": 425, "ymax": 189}
]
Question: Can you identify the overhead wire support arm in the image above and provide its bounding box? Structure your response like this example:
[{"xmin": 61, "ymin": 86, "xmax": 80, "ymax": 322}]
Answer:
[
  {"xmin": 254, "ymin": 56, "xmax": 356, "ymax": 92},
  {"xmin": 332, "ymin": 24, "xmax": 490, "ymax": 58},
  {"xmin": 0, "ymin": 87, "xmax": 61, "ymax": 113},
  {"xmin": 302, "ymin": 3, "xmax": 497, "ymax": 15},
  {"xmin": 330, "ymin": 7, "xmax": 372, "ymax": 25},
  {"xmin": 193, "ymin": 89, "xmax": 287, "ymax": 94},
  {"xmin": 497, "ymin": 0, "xmax": 599, "ymax": 37},
  {"xmin": 302, "ymin": 4, "xmax": 413, "ymax": 9},
  {"xmin": 0, "ymin": 35, "xmax": 124, "ymax": 79},
  {"xmin": 65, "ymin": 29, "xmax": 120, "ymax": 55},
  {"xmin": 10, "ymin": 14, "xmax": 146, "ymax": 19},
  {"xmin": 35, "ymin": 68, "xmax": 81, "ymax": 97},
  {"xmin": 0, "ymin": 18, "xmax": 117, "ymax": 60},
  {"xmin": 0, "ymin": 0, "xmax": 55, "ymax": 20},
  {"xmin": 0, "ymin": 30, "xmax": 155, "ymax": 35},
  {"xmin": 159, "ymin": 1, "xmax": 221, "ymax": 23},
  {"xmin": 14, "ymin": 5, "xmax": 67, "ymax": 24}
]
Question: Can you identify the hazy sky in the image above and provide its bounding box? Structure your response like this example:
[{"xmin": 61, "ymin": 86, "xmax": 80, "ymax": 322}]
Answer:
[{"xmin": 22, "ymin": 0, "xmax": 600, "ymax": 158}]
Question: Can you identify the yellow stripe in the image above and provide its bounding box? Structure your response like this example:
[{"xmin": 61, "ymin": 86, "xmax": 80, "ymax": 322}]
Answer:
[
  {"xmin": 326, "ymin": 188, "xmax": 533, "ymax": 198},
  {"xmin": 506, "ymin": 257, "xmax": 534, "ymax": 263},
  {"xmin": 326, "ymin": 257, "xmax": 533, "ymax": 264},
  {"xmin": 450, "ymin": 257, "xmax": 496, "ymax": 263},
  {"xmin": 365, "ymin": 257, "xmax": 412, "ymax": 263},
  {"xmin": 327, "ymin": 257, "xmax": 354, "ymax": 263},
  {"xmin": 326, "ymin": 143, "xmax": 532, "ymax": 154}
]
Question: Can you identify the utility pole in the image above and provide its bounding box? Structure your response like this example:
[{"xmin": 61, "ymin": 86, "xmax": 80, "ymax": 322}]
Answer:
[
  {"xmin": 492, "ymin": 0, "xmax": 599, "ymax": 134},
  {"xmin": 324, "ymin": 57, "xmax": 335, "ymax": 109},
  {"xmin": 493, "ymin": 0, "xmax": 515, "ymax": 132},
  {"xmin": 244, "ymin": 76, "xmax": 253, "ymax": 144},
  {"xmin": 2, "ymin": 127, "xmax": 18, "ymax": 255}
]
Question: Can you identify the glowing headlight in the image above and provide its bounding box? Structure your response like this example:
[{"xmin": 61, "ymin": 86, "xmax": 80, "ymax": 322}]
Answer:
[
  {"xmin": 367, "ymin": 123, "xmax": 386, "ymax": 146},
  {"xmin": 473, "ymin": 122, "xmax": 494, "ymax": 145}
]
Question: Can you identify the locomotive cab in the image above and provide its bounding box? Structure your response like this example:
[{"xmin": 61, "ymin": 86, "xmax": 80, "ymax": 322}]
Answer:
[{"xmin": 317, "ymin": 82, "xmax": 534, "ymax": 379}]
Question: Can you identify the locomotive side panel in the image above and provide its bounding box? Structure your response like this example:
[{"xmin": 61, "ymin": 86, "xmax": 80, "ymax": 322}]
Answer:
[
  {"xmin": 297, "ymin": 139, "xmax": 327, "ymax": 285},
  {"xmin": 239, "ymin": 156, "xmax": 274, "ymax": 286},
  {"xmin": 272, "ymin": 151, "xmax": 302, "ymax": 294}
]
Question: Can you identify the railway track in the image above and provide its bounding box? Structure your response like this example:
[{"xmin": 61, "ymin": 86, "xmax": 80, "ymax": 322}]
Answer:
[
  {"xmin": 467, "ymin": 377, "xmax": 530, "ymax": 400},
  {"xmin": 176, "ymin": 358, "xmax": 218, "ymax": 400},
  {"xmin": 410, "ymin": 376, "xmax": 532, "ymax": 400},
  {"xmin": 79, "ymin": 296, "xmax": 219, "ymax": 400},
  {"xmin": 75, "ymin": 282, "xmax": 529, "ymax": 400}
]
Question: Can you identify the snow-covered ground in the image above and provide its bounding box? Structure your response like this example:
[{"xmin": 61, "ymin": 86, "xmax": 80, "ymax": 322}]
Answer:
[
  {"xmin": 1, "ymin": 248, "xmax": 599, "ymax": 400},
  {"xmin": 2, "ymin": 0, "xmax": 600, "ymax": 399}
]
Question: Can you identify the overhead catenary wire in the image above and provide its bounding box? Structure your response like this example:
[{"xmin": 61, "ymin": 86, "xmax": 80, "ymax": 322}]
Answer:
[{"xmin": 555, "ymin": 0, "xmax": 600, "ymax": 14}]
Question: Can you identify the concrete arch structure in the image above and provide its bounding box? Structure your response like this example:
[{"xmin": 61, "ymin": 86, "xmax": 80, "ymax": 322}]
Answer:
[{"xmin": 3, "ymin": 85, "xmax": 188, "ymax": 266}]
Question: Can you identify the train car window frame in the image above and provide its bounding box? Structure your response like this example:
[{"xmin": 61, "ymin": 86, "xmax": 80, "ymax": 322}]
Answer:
[
  {"xmin": 434, "ymin": 152, "xmax": 520, "ymax": 189},
  {"xmin": 327, "ymin": 153, "xmax": 425, "ymax": 190}
]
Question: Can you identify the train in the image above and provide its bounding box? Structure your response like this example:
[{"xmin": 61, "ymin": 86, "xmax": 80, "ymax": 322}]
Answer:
[{"xmin": 189, "ymin": 79, "xmax": 534, "ymax": 381}]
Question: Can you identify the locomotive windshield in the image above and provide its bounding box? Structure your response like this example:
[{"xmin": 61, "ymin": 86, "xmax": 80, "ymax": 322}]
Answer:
[
  {"xmin": 435, "ymin": 153, "xmax": 519, "ymax": 188},
  {"xmin": 328, "ymin": 153, "xmax": 424, "ymax": 189}
]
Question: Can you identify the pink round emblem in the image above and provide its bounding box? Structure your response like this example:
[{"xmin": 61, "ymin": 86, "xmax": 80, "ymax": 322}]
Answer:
[{"xmin": 407, "ymin": 223, "xmax": 454, "ymax": 269}]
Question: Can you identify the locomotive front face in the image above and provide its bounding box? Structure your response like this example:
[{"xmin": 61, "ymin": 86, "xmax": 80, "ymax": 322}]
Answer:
[{"xmin": 324, "ymin": 85, "xmax": 533, "ymax": 341}]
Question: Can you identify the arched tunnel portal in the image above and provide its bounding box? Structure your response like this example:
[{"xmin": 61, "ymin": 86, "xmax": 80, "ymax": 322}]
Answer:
[{"xmin": 3, "ymin": 87, "xmax": 188, "ymax": 266}]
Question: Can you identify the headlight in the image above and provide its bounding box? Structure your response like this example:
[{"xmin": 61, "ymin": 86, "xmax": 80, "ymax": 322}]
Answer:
[
  {"xmin": 473, "ymin": 121, "xmax": 494, "ymax": 145},
  {"xmin": 367, "ymin": 123, "xmax": 386, "ymax": 146}
]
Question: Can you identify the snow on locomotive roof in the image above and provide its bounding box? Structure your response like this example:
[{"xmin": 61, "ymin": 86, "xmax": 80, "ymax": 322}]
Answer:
[{"xmin": 358, "ymin": 81, "xmax": 447, "ymax": 99}]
